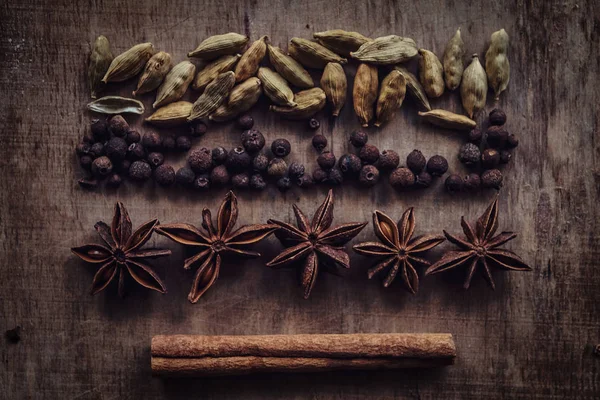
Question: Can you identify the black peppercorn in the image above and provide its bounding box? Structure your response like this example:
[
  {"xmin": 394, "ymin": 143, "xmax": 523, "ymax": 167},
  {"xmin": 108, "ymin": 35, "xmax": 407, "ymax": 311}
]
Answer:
[
  {"xmin": 105, "ymin": 137, "xmax": 128, "ymax": 162},
  {"xmin": 232, "ymin": 172, "xmax": 250, "ymax": 189},
  {"xmin": 445, "ymin": 174, "xmax": 464, "ymax": 193},
  {"xmin": 267, "ymin": 158, "xmax": 288, "ymax": 178},
  {"xmin": 463, "ymin": 173, "xmax": 481, "ymax": 192},
  {"xmin": 358, "ymin": 144, "xmax": 380, "ymax": 165},
  {"xmin": 406, "ymin": 149, "xmax": 427, "ymax": 173},
  {"xmin": 312, "ymin": 167, "xmax": 328, "ymax": 183},
  {"xmin": 142, "ymin": 132, "xmax": 163, "ymax": 150},
  {"xmin": 389, "ymin": 167, "xmax": 415, "ymax": 190},
  {"xmin": 176, "ymin": 135, "xmax": 192, "ymax": 152},
  {"xmin": 349, "ymin": 130, "xmax": 368, "ymax": 147},
  {"xmin": 126, "ymin": 130, "xmax": 141, "ymax": 144},
  {"xmin": 481, "ymin": 148, "xmax": 500, "ymax": 169},
  {"xmin": 499, "ymin": 150, "xmax": 512, "ymax": 164},
  {"xmin": 176, "ymin": 166, "xmax": 195, "ymax": 187},
  {"xmin": 147, "ymin": 152, "xmax": 165, "ymax": 168},
  {"xmin": 127, "ymin": 143, "xmax": 146, "ymax": 161},
  {"xmin": 76, "ymin": 142, "xmax": 91, "ymax": 156},
  {"xmin": 252, "ymin": 153, "xmax": 269, "ymax": 172},
  {"xmin": 308, "ymin": 118, "xmax": 320, "ymax": 130},
  {"xmin": 78, "ymin": 177, "xmax": 98, "ymax": 189},
  {"xmin": 89, "ymin": 142, "xmax": 104, "ymax": 157},
  {"xmin": 458, "ymin": 143, "xmax": 481, "ymax": 166},
  {"xmin": 108, "ymin": 115, "xmax": 129, "ymax": 137},
  {"xmin": 481, "ymin": 169, "xmax": 503, "ymax": 189},
  {"xmin": 426, "ymin": 155, "xmax": 448, "ymax": 177},
  {"xmin": 506, "ymin": 134, "xmax": 519, "ymax": 148},
  {"xmin": 489, "ymin": 108, "xmax": 507, "ymax": 126},
  {"xmin": 241, "ymin": 129, "xmax": 265, "ymax": 153},
  {"xmin": 189, "ymin": 121, "xmax": 207, "ymax": 137},
  {"xmin": 212, "ymin": 147, "xmax": 228, "ymax": 165},
  {"xmin": 249, "ymin": 173, "xmax": 267, "ymax": 190},
  {"xmin": 276, "ymin": 177, "xmax": 292, "ymax": 192},
  {"xmin": 317, "ymin": 151, "xmax": 336, "ymax": 170},
  {"xmin": 161, "ymin": 135, "xmax": 176, "ymax": 152},
  {"xmin": 468, "ymin": 128, "xmax": 483, "ymax": 144},
  {"xmin": 116, "ymin": 159, "xmax": 131, "ymax": 173},
  {"xmin": 106, "ymin": 173, "xmax": 122, "ymax": 188},
  {"xmin": 79, "ymin": 155, "xmax": 93, "ymax": 170},
  {"xmin": 271, "ymin": 138, "xmax": 291, "ymax": 157},
  {"xmin": 128, "ymin": 160, "xmax": 152, "ymax": 181},
  {"xmin": 415, "ymin": 171, "xmax": 433, "ymax": 188},
  {"xmin": 91, "ymin": 156, "xmax": 113, "ymax": 178},
  {"xmin": 359, "ymin": 165, "xmax": 380, "ymax": 187},
  {"xmin": 90, "ymin": 118, "xmax": 109, "ymax": 142},
  {"xmin": 210, "ymin": 165, "xmax": 230, "ymax": 186},
  {"xmin": 193, "ymin": 174, "xmax": 211, "ymax": 190},
  {"xmin": 486, "ymin": 126, "xmax": 508, "ymax": 149},
  {"xmin": 324, "ymin": 168, "xmax": 344, "ymax": 186},
  {"xmin": 338, "ymin": 153, "xmax": 362, "ymax": 176},
  {"xmin": 312, "ymin": 134, "xmax": 327, "ymax": 152},
  {"xmin": 296, "ymin": 174, "xmax": 314, "ymax": 188},
  {"xmin": 226, "ymin": 147, "xmax": 252, "ymax": 172},
  {"xmin": 237, "ymin": 114, "xmax": 254, "ymax": 130},
  {"xmin": 288, "ymin": 162, "xmax": 305, "ymax": 178},
  {"xmin": 378, "ymin": 150, "xmax": 400, "ymax": 171},
  {"xmin": 188, "ymin": 148, "xmax": 213, "ymax": 173}
]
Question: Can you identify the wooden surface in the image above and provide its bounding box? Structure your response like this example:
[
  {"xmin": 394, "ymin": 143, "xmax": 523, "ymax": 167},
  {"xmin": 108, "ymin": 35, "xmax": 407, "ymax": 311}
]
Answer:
[{"xmin": 1, "ymin": 0, "xmax": 599, "ymax": 398}]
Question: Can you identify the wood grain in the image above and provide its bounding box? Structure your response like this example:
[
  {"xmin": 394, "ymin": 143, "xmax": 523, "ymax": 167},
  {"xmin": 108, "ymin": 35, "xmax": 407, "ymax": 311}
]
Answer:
[{"xmin": 1, "ymin": 0, "xmax": 599, "ymax": 398}]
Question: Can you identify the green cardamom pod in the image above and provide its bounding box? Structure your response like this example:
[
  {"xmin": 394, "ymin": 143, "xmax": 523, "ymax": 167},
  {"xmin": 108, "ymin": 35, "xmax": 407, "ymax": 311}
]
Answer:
[
  {"xmin": 87, "ymin": 96, "xmax": 145, "ymax": 114},
  {"xmin": 210, "ymin": 77, "xmax": 262, "ymax": 122},
  {"xmin": 393, "ymin": 66, "xmax": 431, "ymax": 111},
  {"xmin": 153, "ymin": 61, "xmax": 196, "ymax": 109},
  {"xmin": 192, "ymin": 54, "xmax": 241, "ymax": 91},
  {"xmin": 88, "ymin": 35, "xmax": 113, "ymax": 99},
  {"xmin": 145, "ymin": 101, "xmax": 193, "ymax": 127},
  {"xmin": 102, "ymin": 43, "xmax": 154, "ymax": 83},
  {"xmin": 418, "ymin": 109, "xmax": 476, "ymax": 130},
  {"xmin": 350, "ymin": 35, "xmax": 417, "ymax": 65},
  {"xmin": 320, "ymin": 62, "xmax": 347, "ymax": 117},
  {"xmin": 460, "ymin": 54, "xmax": 488, "ymax": 118},
  {"xmin": 353, "ymin": 63, "xmax": 378, "ymax": 127},
  {"xmin": 375, "ymin": 70, "xmax": 406, "ymax": 127},
  {"xmin": 313, "ymin": 29, "xmax": 371, "ymax": 57},
  {"xmin": 442, "ymin": 28, "xmax": 465, "ymax": 91},
  {"xmin": 418, "ymin": 49, "xmax": 445, "ymax": 98},
  {"xmin": 269, "ymin": 88, "xmax": 326, "ymax": 120},
  {"xmin": 485, "ymin": 28, "xmax": 510, "ymax": 100},
  {"xmin": 267, "ymin": 45, "xmax": 313, "ymax": 88},
  {"xmin": 188, "ymin": 33, "xmax": 248, "ymax": 60},
  {"xmin": 133, "ymin": 51, "xmax": 172, "ymax": 96},
  {"xmin": 188, "ymin": 71, "xmax": 236, "ymax": 122},
  {"xmin": 288, "ymin": 38, "xmax": 347, "ymax": 69},
  {"xmin": 235, "ymin": 35, "xmax": 268, "ymax": 82},
  {"xmin": 258, "ymin": 67, "xmax": 296, "ymax": 107}
]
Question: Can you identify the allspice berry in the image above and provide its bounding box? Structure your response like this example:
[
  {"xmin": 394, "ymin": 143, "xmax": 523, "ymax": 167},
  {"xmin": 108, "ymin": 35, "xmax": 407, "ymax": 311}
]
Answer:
[
  {"xmin": 390, "ymin": 167, "xmax": 415, "ymax": 190},
  {"xmin": 481, "ymin": 148, "xmax": 500, "ymax": 169},
  {"xmin": 175, "ymin": 166, "xmax": 195, "ymax": 187},
  {"xmin": 276, "ymin": 177, "xmax": 292, "ymax": 192},
  {"xmin": 188, "ymin": 147, "xmax": 213, "ymax": 173},
  {"xmin": 91, "ymin": 156, "xmax": 113, "ymax": 178},
  {"xmin": 89, "ymin": 142, "xmax": 105, "ymax": 158},
  {"xmin": 176, "ymin": 135, "xmax": 192, "ymax": 152},
  {"xmin": 317, "ymin": 151, "xmax": 336, "ymax": 170},
  {"xmin": 241, "ymin": 129, "xmax": 265, "ymax": 153},
  {"xmin": 481, "ymin": 169, "xmax": 503, "ymax": 189},
  {"xmin": 406, "ymin": 149, "xmax": 426, "ymax": 173},
  {"xmin": 445, "ymin": 174, "xmax": 464, "ymax": 193},
  {"xmin": 468, "ymin": 128, "xmax": 482, "ymax": 144},
  {"xmin": 507, "ymin": 134, "xmax": 519, "ymax": 148},
  {"xmin": 127, "ymin": 143, "xmax": 146, "ymax": 161},
  {"xmin": 189, "ymin": 121, "xmax": 208, "ymax": 137},
  {"xmin": 154, "ymin": 164, "xmax": 175, "ymax": 186},
  {"xmin": 108, "ymin": 115, "xmax": 129, "ymax": 137},
  {"xmin": 142, "ymin": 132, "xmax": 162, "ymax": 150},
  {"xmin": 349, "ymin": 130, "xmax": 368, "ymax": 148},
  {"xmin": 193, "ymin": 174, "xmax": 211, "ymax": 190},
  {"xmin": 226, "ymin": 147, "xmax": 252, "ymax": 172},
  {"xmin": 288, "ymin": 162, "xmax": 305, "ymax": 178},
  {"xmin": 415, "ymin": 171, "xmax": 433, "ymax": 188},
  {"xmin": 338, "ymin": 154, "xmax": 362, "ymax": 176},
  {"xmin": 458, "ymin": 143, "xmax": 481, "ymax": 166},
  {"xmin": 252, "ymin": 153, "xmax": 269, "ymax": 172},
  {"xmin": 90, "ymin": 118, "xmax": 109, "ymax": 142},
  {"xmin": 105, "ymin": 137, "xmax": 128, "ymax": 162},
  {"xmin": 106, "ymin": 173, "xmax": 122, "ymax": 188},
  {"xmin": 116, "ymin": 159, "xmax": 131, "ymax": 173},
  {"xmin": 128, "ymin": 160, "xmax": 152, "ymax": 181},
  {"xmin": 147, "ymin": 152, "xmax": 164, "ymax": 168},
  {"xmin": 237, "ymin": 114, "xmax": 254, "ymax": 130},
  {"xmin": 76, "ymin": 142, "xmax": 91, "ymax": 156},
  {"xmin": 486, "ymin": 126, "xmax": 508, "ymax": 148},
  {"xmin": 79, "ymin": 155, "xmax": 93, "ymax": 170},
  {"xmin": 500, "ymin": 150, "xmax": 512, "ymax": 164},
  {"xmin": 267, "ymin": 158, "xmax": 288, "ymax": 178},
  {"xmin": 378, "ymin": 150, "xmax": 400, "ymax": 171},
  {"xmin": 126, "ymin": 130, "xmax": 141, "ymax": 144},
  {"xmin": 358, "ymin": 144, "xmax": 379, "ymax": 165},
  {"xmin": 212, "ymin": 147, "xmax": 228, "ymax": 165},
  {"xmin": 359, "ymin": 165, "xmax": 380, "ymax": 187},
  {"xmin": 489, "ymin": 108, "xmax": 507, "ymax": 126},
  {"xmin": 463, "ymin": 173, "xmax": 481, "ymax": 191},
  {"xmin": 161, "ymin": 135, "xmax": 176, "ymax": 152},
  {"xmin": 232, "ymin": 172, "xmax": 250, "ymax": 189},
  {"xmin": 308, "ymin": 118, "xmax": 320, "ymax": 130},
  {"xmin": 312, "ymin": 135, "xmax": 327, "ymax": 152},
  {"xmin": 312, "ymin": 167, "xmax": 328, "ymax": 183},
  {"xmin": 324, "ymin": 168, "xmax": 344, "ymax": 186},
  {"xmin": 271, "ymin": 138, "xmax": 291, "ymax": 157},
  {"xmin": 249, "ymin": 174, "xmax": 267, "ymax": 190},
  {"xmin": 426, "ymin": 155, "xmax": 448, "ymax": 177},
  {"xmin": 296, "ymin": 174, "xmax": 314, "ymax": 188},
  {"xmin": 210, "ymin": 165, "xmax": 230, "ymax": 186}
]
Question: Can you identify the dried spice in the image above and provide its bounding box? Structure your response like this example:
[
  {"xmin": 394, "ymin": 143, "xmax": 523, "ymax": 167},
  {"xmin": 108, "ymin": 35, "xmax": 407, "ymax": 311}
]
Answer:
[
  {"xmin": 312, "ymin": 134, "xmax": 327, "ymax": 152},
  {"xmin": 188, "ymin": 71, "xmax": 236, "ymax": 122},
  {"xmin": 134, "ymin": 51, "xmax": 172, "ymax": 96},
  {"xmin": 145, "ymin": 101, "xmax": 192, "ymax": 127},
  {"xmin": 358, "ymin": 165, "xmax": 379, "ymax": 187},
  {"xmin": 445, "ymin": 174, "xmax": 464, "ymax": 193},
  {"xmin": 418, "ymin": 49, "xmax": 444, "ymax": 98},
  {"xmin": 71, "ymin": 202, "xmax": 170, "ymax": 297},
  {"xmin": 317, "ymin": 151, "xmax": 336, "ymax": 170},
  {"xmin": 426, "ymin": 155, "xmax": 448, "ymax": 176},
  {"xmin": 460, "ymin": 54, "xmax": 488, "ymax": 118},
  {"xmin": 188, "ymin": 33, "xmax": 248, "ymax": 60},
  {"xmin": 267, "ymin": 45, "xmax": 314, "ymax": 88},
  {"xmin": 210, "ymin": 77, "xmax": 262, "ymax": 122},
  {"xmin": 108, "ymin": 115, "xmax": 129, "ymax": 137},
  {"xmin": 308, "ymin": 118, "xmax": 320, "ymax": 129},
  {"xmin": 389, "ymin": 167, "xmax": 415, "ymax": 190},
  {"xmin": 418, "ymin": 109, "xmax": 476, "ymax": 130},
  {"xmin": 289, "ymin": 38, "xmax": 347, "ymax": 69},
  {"xmin": 406, "ymin": 150, "xmax": 426, "ymax": 173},
  {"xmin": 313, "ymin": 29, "xmax": 371, "ymax": 57},
  {"xmin": 153, "ymin": 61, "xmax": 196, "ymax": 108},
  {"xmin": 353, "ymin": 63, "xmax": 378, "ymax": 127},
  {"xmin": 349, "ymin": 130, "xmax": 368, "ymax": 148},
  {"xmin": 88, "ymin": 35, "xmax": 113, "ymax": 98},
  {"xmin": 375, "ymin": 70, "xmax": 406, "ymax": 127},
  {"xmin": 87, "ymin": 96, "xmax": 145, "ymax": 115},
  {"xmin": 102, "ymin": 42, "xmax": 154, "ymax": 83},
  {"xmin": 442, "ymin": 28, "xmax": 464, "ymax": 91},
  {"xmin": 237, "ymin": 114, "xmax": 254, "ymax": 129},
  {"xmin": 267, "ymin": 158, "xmax": 288, "ymax": 178},
  {"xmin": 241, "ymin": 128, "xmax": 266, "ymax": 153},
  {"xmin": 271, "ymin": 138, "xmax": 291, "ymax": 157},
  {"xmin": 393, "ymin": 66, "xmax": 431, "ymax": 111},
  {"xmin": 266, "ymin": 190, "xmax": 367, "ymax": 298},
  {"xmin": 154, "ymin": 164, "xmax": 175, "ymax": 186},
  {"xmin": 489, "ymin": 109, "xmax": 507, "ymax": 126},
  {"xmin": 338, "ymin": 154, "xmax": 362, "ymax": 176},
  {"xmin": 269, "ymin": 87, "xmax": 326, "ymax": 120},
  {"xmin": 378, "ymin": 150, "xmax": 400, "ymax": 171},
  {"xmin": 485, "ymin": 29, "xmax": 510, "ymax": 100},
  {"xmin": 426, "ymin": 196, "xmax": 531, "ymax": 289},
  {"xmin": 192, "ymin": 54, "xmax": 241, "ymax": 91},
  {"xmin": 156, "ymin": 191, "xmax": 277, "ymax": 303},
  {"xmin": 235, "ymin": 35, "xmax": 268, "ymax": 82},
  {"xmin": 258, "ymin": 67, "xmax": 296, "ymax": 106},
  {"xmin": 354, "ymin": 209, "xmax": 444, "ymax": 293},
  {"xmin": 358, "ymin": 144, "xmax": 380, "ymax": 165},
  {"xmin": 320, "ymin": 62, "xmax": 347, "ymax": 117},
  {"xmin": 351, "ymin": 35, "xmax": 417, "ymax": 65}
]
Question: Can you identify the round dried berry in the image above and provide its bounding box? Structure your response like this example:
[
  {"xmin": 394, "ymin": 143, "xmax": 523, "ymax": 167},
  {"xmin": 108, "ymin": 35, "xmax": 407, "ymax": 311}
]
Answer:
[
  {"xmin": 76, "ymin": 142, "xmax": 91, "ymax": 156},
  {"xmin": 317, "ymin": 151, "xmax": 336, "ymax": 170},
  {"xmin": 241, "ymin": 129, "xmax": 265, "ymax": 153},
  {"xmin": 175, "ymin": 167, "xmax": 195, "ymax": 187},
  {"xmin": 90, "ymin": 118, "xmax": 109, "ymax": 142},
  {"xmin": 188, "ymin": 148, "xmax": 213, "ymax": 173},
  {"xmin": 458, "ymin": 143, "xmax": 481, "ymax": 166},
  {"xmin": 463, "ymin": 173, "xmax": 481, "ymax": 192},
  {"xmin": 312, "ymin": 135, "xmax": 327, "ymax": 152},
  {"xmin": 308, "ymin": 118, "xmax": 320, "ymax": 130},
  {"xmin": 312, "ymin": 167, "xmax": 328, "ymax": 183},
  {"xmin": 249, "ymin": 174, "xmax": 267, "ymax": 190},
  {"xmin": 90, "ymin": 142, "xmax": 105, "ymax": 157},
  {"xmin": 349, "ymin": 130, "xmax": 368, "ymax": 147},
  {"xmin": 481, "ymin": 148, "xmax": 500, "ymax": 169},
  {"xmin": 389, "ymin": 167, "xmax": 415, "ymax": 190},
  {"xmin": 415, "ymin": 171, "xmax": 433, "ymax": 188},
  {"xmin": 193, "ymin": 174, "xmax": 211, "ymax": 191},
  {"xmin": 252, "ymin": 153, "xmax": 269, "ymax": 172},
  {"xmin": 489, "ymin": 109, "xmax": 507, "ymax": 126},
  {"xmin": 499, "ymin": 150, "xmax": 512, "ymax": 164},
  {"xmin": 406, "ymin": 149, "xmax": 426, "ymax": 173},
  {"xmin": 91, "ymin": 156, "xmax": 113, "ymax": 178},
  {"xmin": 116, "ymin": 159, "xmax": 131, "ymax": 173},
  {"xmin": 212, "ymin": 147, "xmax": 228, "ymax": 165},
  {"xmin": 445, "ymin": 174, "xmax": 463, "ymax": 193},
  {"xmin": 154, "ymin": 164, "xmax": 175, "ymax": 187},
  {"xmin": 359, "ymin": 165, "xmax": 380, "ymax": 187},
  {"xmin": 126, "ymin": 130, "xmax": 141, "ymax": 144},
  {"xmin": 486, "ymin": 126, "xmax": 508, "ymax": 149},
  {"xmin": 426, "ymin": 155, "xmax": 448, "ymax": 177},
  {"xmin": 232, "ymin": 172, "xmax": 250, "ymax": 189},
  {"xmin": 507, "ymin": 134, "xmax": 519, "ymax": 148},
  {"xmin": 142, "ymin": 132, "xmax": 162, "ymax": 150},
  {"xmin": 288, "ymin": 162, "xmax": 305, "ymax": 178},
  {"xmin": 468, "ymin": 128, "xmax": 483, "ymax": 144},
  {"xmin": 271, "ymin": 138, "xmax": 291, "ymax": 157},
  {"xmin": 226, "ymin": 147, "xmax": 252, "ymax": 172},
  {"xmin": 378, "ymin": 150, "xmax": 400, "ymax": 171},
  {"xmin": 147, "ymin": 152, "xmax": 164, "ymax": 168},
  {"xmin": 127, "ymin": 143, "xmax": 146, "ymax": 161},
  {"xmin": 82, "ymin": 132, "xmax": 95, "ymax": 144},
  {"xmin": 481, "ymin": 169, "xmax": 503, "ymax": 190},
  {"xmin": 338, "ymin": 154, "xmax": 362, "ymax": 176},
  {"xmin": 176, "ymin": 135, "xmax": 192, "ymax": 152},
  {"xmin": 161, "ymin": 135, "xmax": 176, "ymax": 152},
  {"xmin": 106, "ymin": 173, "xmax": 122, "ymax": 188},
  {"xmin": 210, "ymin": 165, "xmax": 230, "ymax": 186},
  {"xmin": 296, "ymin": 174, "xmax": 314, "ymax": 188},
  {"xmin": 108, "ymin": 115, "xmax": 129, "ymax": 137},
  {"xmin": 128, "ymin": 160, "xmax": 152, "ymax": 181},
  {"xmin": 237, "ymin": 114, "xmax": 254, "ymax": 130},
  {"xmin": 79, "ymin": 155, "xmax": 93, "ymax": 170},
  {"xmin": 276, "ymin": 177, "xmax": 292, "ymax": 193},
  {"xmin": 105, "ymin": 137, "xmax": 128, "ymax": 162},
  {"xmin": 267, "ymin": 158, "xmax": 288, "ymax": 178},
  {"xmin": 189, "ymin": 121, "xmax": 207, "ymax": 137},
  {"xmin": 324, "ymin": 168, "xmax": 343, "ymax": 186},
  {"xmin": 358, "ymin": 144, "xmax": 379, "ymax": 165}
]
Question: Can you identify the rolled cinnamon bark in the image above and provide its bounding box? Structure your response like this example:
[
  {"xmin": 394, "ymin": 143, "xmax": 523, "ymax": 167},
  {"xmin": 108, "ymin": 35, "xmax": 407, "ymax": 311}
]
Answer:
[{"xmin": 151, "ymin": 333, "xmax": 456, "ymax": 377}]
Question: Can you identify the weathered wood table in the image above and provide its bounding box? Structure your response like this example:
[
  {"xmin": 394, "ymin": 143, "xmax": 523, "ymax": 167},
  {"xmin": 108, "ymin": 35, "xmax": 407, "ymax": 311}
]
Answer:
[{"xmin": 1, "ymin": 0, "xmax": 598, "ymax": 398}]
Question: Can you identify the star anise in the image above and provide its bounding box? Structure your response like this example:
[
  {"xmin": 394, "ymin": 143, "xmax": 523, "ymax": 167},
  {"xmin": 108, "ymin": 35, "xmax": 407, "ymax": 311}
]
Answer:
[
  {"xmin": 266, "ymin": 190, "xmax": 367, "ymax": 299},
  {"xmin": 155, "ymin": 191, "xmax": 277, "ymax": 303},
  {"xmin": 425, "ymin": 196, "xmax": 531, "ymax": 289},
  {"xmin": 353, "ymin": 208, "xmax": 445, "ymax": 294},
  {"xmin": 71, "ymin": 202, "xmax": 171, "ymax": 297}
]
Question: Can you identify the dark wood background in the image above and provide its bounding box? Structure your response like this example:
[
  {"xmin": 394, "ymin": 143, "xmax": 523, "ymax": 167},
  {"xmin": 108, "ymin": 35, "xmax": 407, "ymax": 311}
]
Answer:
[{"xmin": 1, "ymin": 0, "xmax": 599, "ymax": 398}]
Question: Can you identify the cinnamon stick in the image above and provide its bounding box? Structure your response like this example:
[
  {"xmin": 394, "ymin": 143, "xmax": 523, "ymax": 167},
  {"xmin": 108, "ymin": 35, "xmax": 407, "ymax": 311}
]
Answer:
[{"xmin": 151, "ymin": 333, "xmax": 456, "ymax": 377}]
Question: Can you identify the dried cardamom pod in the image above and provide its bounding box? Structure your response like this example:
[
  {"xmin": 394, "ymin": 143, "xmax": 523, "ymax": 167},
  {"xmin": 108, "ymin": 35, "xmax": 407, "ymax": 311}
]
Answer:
[
  {"xmin": 258, "ymin": 67, "xmax": 296, "ymax": 107},
  {"xmin": 350, "ymin": 35, "xmax": 417, "ymax": 65},
  {"xmin": 375, "ymin": 70, "xmax": 406, "ymax": 127},
  {"xmin": 87, "ymin": 96, "xmax": 145, "ymax": 115},
  {"xmin": 393, "ymin": 66, "xmax": 431, "ymax": 111},
  {"xmin": 320, "ymin": 63, "xmax": 347, "ymax": 117},
  {"xmin": 313, "ymin": 29, "xmax": 371, "ymax": 57},
  {"xmin": 442, "ymin": 28, "xmax": 464, "ymax": 91},
  {"xmin": 235, "ymin": 35, "xmax": 268, "ymax": 82},
  {"xmin": 460, "ymin": 54, "xmax": 488, "ymax": 118},
  {"xmin": 145, "ymin": 101, "xmax": 193, "ymax": 127},
  {"xmin": 188, "ymin": 33, "xmax": 248, "ymax": 60},
  {"xmin": 209, "ymin": 77, "xmax": 262, "ymax": 122},
  {"xmin": 418, "ymin": 109, "xmax": 476, "ymax": 130},
  {"xmin": 102, "ymin": 43, "xmax": 154, "ymax": 83},
  {"xmin": 133, "ymin": 51, "xmax": 172, "ymax": 96},
  {"xmin": 192, "ymin": 54, "xmax": 241, "ymax": 91},
  {"xmin": 267, "ymin": 45, "xmax": 313, "ymax": 88},
  {"xmin": 153, "ymin": 61, "xmax": 196, "ymax": 109},
  {"xmin": 288, "ymin": 38, "xmax": 347, "ymax": 69},
  {"xmin": 88, "ymin": 35, "xmax": 113, "ymax": 98},
  {"xmin": 269, "ymin": 88, "xmax": 326, "ymax": 119},
  {"xmin": 188, "ymin": 71, "xmax": 236, "ymax": 122},
  {"xmin": 353, "ymin": 63, "xmax": 378, "ymax": 127},
  {"xmin": 485, "ymin": 28, "xmax": 510, "ymax": 100},
  {"xmin": 418, "ymin": 49, "xmax": 444, "ymax": 98}
]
